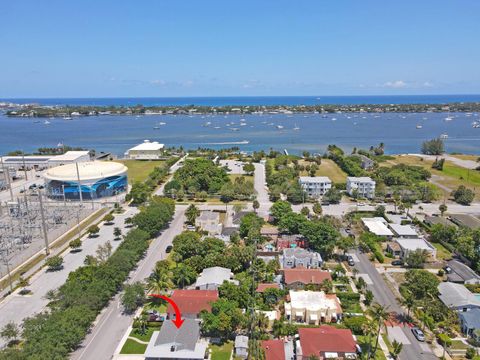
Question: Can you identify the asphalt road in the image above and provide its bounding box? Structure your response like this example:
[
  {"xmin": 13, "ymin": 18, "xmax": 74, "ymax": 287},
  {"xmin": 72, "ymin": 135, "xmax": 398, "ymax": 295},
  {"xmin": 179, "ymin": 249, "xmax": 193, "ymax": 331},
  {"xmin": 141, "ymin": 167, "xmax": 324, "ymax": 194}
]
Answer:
[
  {"xmin": 353, "ymin": 250, "xmax": 438, "ymax": 360},
  {"xmin": 0, "ymin": 207, "xmax": 138, "ymax": 348},
  {"xmin": 70, "ymin": 206, "xmax": 186, "ymax": 360}
]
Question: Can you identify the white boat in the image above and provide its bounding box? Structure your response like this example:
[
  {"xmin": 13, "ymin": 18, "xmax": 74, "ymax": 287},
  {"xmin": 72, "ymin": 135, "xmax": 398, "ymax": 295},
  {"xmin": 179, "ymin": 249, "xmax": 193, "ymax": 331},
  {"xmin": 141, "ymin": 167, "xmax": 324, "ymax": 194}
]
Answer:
[
  {"xmin": 240, "ymin": 123, "xmax": 247, "ymax": 126},
  {"xmin": 276, "ymin": 125, "xmax": 284, "ymax": 129},
  {"xmin": 444, "ymin": 116, "xmax": 454, "ymax": 121},
  {"xmin": 293, "ymin": 124, "xmax": 300, "ymax": 130},
  {"xmin": 214, "ymin": 126, "xmax": 221, "ymax": 129},
  {"xmin": 331, "ymin": 118, "xmax": 337, "ymax": 121},
  {"xmin": 230, "ymin": 128, "xmax": 239, "ymax": 131},
  {"xmin": 63, "ymin": 116, "xmax": 72, "ymax": 120},
  {"xmin": 202, "ymin": 121, "xmax": 212, "ymax": 127},
  {"xmin": 158, "ymin": 122, "xmax": 166, "ymax": 125},
  {"xmin": 44, "ymin": 120, "xmax": 50, "ymax": 125},
  {"xmin": 440, "ymin": 133, "xmax": 449, "ymax": 139},
  {"xmin": 416, "ymin": 125, "xmax": 423, "ymax": 129}
]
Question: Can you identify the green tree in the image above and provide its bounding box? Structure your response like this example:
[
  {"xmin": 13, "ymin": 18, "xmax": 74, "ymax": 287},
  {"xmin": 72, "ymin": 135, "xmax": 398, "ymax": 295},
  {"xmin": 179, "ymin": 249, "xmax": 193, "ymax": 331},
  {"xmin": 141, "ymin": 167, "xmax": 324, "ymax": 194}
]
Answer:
[
  {"xmin": 252, "ymin": 199, "xmax": 260, "ymax": 213},
  {"xmin": 185, "ymin": 204, "xmax": 200, "ymax": 225},
  {"xmin": 87, "ymin": 224, "xmax": 100, "ymax": 238},
  {"xmin": 300, "ymin": 219, "xmax": 340, "ymax": 257},
  {"xmin": 69, "ymin": 238, "xmax": 82, "ymax": 252},
  {"xmin": 404, "ymin": 249, "xmax": 428, "ymax": 268},
  {"xmin": 421, "ymin": 138, "xmax": 444, "ymax": 155},
  {"xmin": 147, "ymin": 265, "xmax": 172, "ymax": 294},
  {"xmin": 312, "ymin": 201, "xmax": 323, "ymax": 217},
  {"xmin": 95, "ymin": 241, "xmax": 113, "ymax": 263},
  {"xmin": 300, "ymin": 206, "xmax": 310, "ymax": 217},
  {"xmin": 126, "ymin": 181, "xmax": 150, "ymax": 205},
  {"xmin": 172, "ymin": 265, "xmax": 197, "ymax": 288},
  {"xmin": 452, "ymin": 185, "xmax": 475, "ymax": 205},
  {"xmin": 0, "ymin": 322, "xmax": 19, "ymax": 344},
  {"xmin": 390, "ymin": 340, "xmax": 403, "ymax": 359},
  {"xmin": 45, "ymin": 255, "xmax": 64, "ymax": 271},
  {"xmin": 103, "ymin": 213, "xmax": 114, "ymax": 224},
  {"xmin": 439, "ymin": 203, "xmax": 447, "ymax": 217},
  {"xmin": 269, "ymin": 200, "xmax": 292, "ymax": 222},
  {"xmin": 121, "ymin": 282, "xmax": 145, "ymax": 314},
  {"xmin": 368, "ymin": 303, "xmax": 390, "ymax": 358},
  {"xmin": 323, "ymin": 187, "xmax": 342, "ymax": 204},
  {"xmin": 243, "ymin": 162, "xmax": 255, "ymax": 175},
  {"xmin": 374, "ymin": 205, "xmax": 386, "ymax": 218},
  {"xmin": 113, "ymin": 227, "xmax": 122, "ymax": 240},
  {"xmin": 402, "ymin": 269, "xmax": 439, "ymax": 300},
  {"xmin": 219, "ymin": 185, "xmax": 235, "ymax": 211}
]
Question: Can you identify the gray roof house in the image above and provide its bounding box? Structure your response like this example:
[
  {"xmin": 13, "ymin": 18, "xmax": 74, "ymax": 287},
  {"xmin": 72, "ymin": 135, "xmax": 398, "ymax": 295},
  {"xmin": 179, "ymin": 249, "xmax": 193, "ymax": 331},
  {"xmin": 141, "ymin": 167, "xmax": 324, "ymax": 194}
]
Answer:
[
  {"xmin": 281, "ymin": 248, "xmax": 323, "ymax": 269},
  {"xmin": 447, "ymin": 260, "xmax": 480, "ymax": 285},
  {"xmin": 144, "ymin": 319, "xmax": 208, "ymax": 359},
  {"xmin": 195, "ymin": 266, "xmax": 239, "ymax": 290},
  {"xmin": 438, "ymin": 282, "xmax": 480, "ymax": 312},
  {"xmin": 235, "ymin": 335, "xmax": 249, "ymax": 359},
  {"xmin": 460, "ymin": 309, "xmax": 480, "ymax": 337},
  {"xmin": 195, "ymin": 211, "xmax": 222, "ymax": 235}
]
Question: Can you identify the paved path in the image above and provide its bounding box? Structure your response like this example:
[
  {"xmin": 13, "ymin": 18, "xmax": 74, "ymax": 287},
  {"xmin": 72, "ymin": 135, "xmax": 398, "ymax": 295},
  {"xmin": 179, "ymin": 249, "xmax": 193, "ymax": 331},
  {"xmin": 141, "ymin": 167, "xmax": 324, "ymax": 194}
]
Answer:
[
  {"xmin": 352, "ymin": 250, "xmax": 438, "ymax": 360},
  {"xmin": 70, "ymin": 206, "xmax": 186, "ymax": 360},
  {"xmin": 0, "ymin": 207, "xmax": 138, "ymax": 348},
  {"xmin": 409, "ymin": 153, "xmax": 478, "ymax": 169},
  {"xmin": 253, "ymin": 162, "xmax": 271, "ymax": 216}
]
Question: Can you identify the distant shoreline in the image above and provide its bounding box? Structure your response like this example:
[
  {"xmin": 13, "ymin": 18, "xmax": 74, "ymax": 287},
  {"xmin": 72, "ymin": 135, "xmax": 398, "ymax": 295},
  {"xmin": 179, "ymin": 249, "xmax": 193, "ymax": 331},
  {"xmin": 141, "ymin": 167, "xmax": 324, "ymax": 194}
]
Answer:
[{"xmin": 3, "ymin": 101, "xmax": 480, "ymax": 118}]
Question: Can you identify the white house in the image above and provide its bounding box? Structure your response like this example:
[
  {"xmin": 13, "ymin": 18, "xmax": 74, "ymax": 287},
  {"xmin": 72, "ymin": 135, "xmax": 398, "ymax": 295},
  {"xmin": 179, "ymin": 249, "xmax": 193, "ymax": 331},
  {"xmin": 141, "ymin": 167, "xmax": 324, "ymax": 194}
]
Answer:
[
  {"xmin": 281, "ymin": 248, "xmax": 322, "ymax": 269},
  {"xmin": 195, "ymin": 266, "xmax": 239, "ymax": 290},
  {"xmin": 284, "ymin": 290, "xmax": 342, "ymax": 324},
  {"xmin": 438, "ymin": 282, "xmax": 480, "ymax": 312},
  {"xmin": 395, "ymin": 238, "xmax": 437, "ymax": 260},
  {"xmin": 388, "ymin": 224, "xmax": 419, "ymax": 238},
  {"xmin": 346, "ymin": 177, "xmax": 375, "ymax": 199},
  {"xmin": 125, "ymin": 140, "xmax": 164, "ymax": 160},
  {"xmin": 362, "ymin": 217, "xmax": 394, "ymax": 238},
  {"xmin": 298, "ymin": 176, "xmax": 332, "ymax": 198}
]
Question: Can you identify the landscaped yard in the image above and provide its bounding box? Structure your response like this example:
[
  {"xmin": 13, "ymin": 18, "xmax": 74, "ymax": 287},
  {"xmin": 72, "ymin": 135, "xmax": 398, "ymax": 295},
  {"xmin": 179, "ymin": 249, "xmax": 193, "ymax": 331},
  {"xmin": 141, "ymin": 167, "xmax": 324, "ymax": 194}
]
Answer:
[
  {"xmin": 117, "ymin": 159, "xmax": 166, "ymax": 184},
  {"xmin": 129, "ymin": 327, "xmax": 157, "ymax": 342},
  {"xmin": 431, "ymin": 242, "xmax": 453, "ymax": 261},
  {"xmin": 356, "ymin": 335, "xmax": 387, "ymax": 360},
  {"xmin": 299, "ymin": 159, "xmax": 348, "ymax": 183},
  {"xmin": 209, "ymin": 341, "xmax": 233, "ymax": 360},
  {"xmin": 120, "ymin": 338, "xmax": 148, "ymax": 354}
]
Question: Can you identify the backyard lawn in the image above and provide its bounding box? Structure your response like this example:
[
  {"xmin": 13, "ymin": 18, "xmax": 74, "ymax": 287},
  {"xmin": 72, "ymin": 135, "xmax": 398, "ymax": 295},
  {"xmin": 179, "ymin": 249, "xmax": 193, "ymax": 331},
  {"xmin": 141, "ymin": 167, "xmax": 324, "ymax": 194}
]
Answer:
[
  {"xmin": 117, "ymin": 159, "xmax": 165, "ymax": 184},
  {"xmin": 210, "ymin": 342, "xmax": 233, "ymax": 360},
  {"xmin": 356, "ymin": 336, "xmax": 387, "ymax": 360},
  {"xmin": 129, "ymin": 327, "xmax": 157, "ymax": 342},
  {"xmin": 300, "ymin": 159, "xmax": 347, "ymax": 183},
  {"xmin": 431, "ymin": 242, "xmax": 453, "ymax": 261}
]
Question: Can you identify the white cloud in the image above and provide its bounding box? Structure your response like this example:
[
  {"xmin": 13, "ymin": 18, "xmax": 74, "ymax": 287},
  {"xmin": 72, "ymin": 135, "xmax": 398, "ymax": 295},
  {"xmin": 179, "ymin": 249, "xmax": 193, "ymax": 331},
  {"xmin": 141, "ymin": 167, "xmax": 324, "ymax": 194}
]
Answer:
[
  {"xmin": 383, "ymin": 80, "xmax": 407, "ymax": 89},
  {"xmin": 423, "ymin": 81, "xmax": 434, "ymax": 88}
]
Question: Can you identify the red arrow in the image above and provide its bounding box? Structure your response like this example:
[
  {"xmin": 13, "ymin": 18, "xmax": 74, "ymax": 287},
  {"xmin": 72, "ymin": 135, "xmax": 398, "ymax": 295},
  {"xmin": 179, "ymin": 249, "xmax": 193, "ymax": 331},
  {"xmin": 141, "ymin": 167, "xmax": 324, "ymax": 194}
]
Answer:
[{"xmin": 150, "ymin": 294, "xmax": 185, "ymax": 329}]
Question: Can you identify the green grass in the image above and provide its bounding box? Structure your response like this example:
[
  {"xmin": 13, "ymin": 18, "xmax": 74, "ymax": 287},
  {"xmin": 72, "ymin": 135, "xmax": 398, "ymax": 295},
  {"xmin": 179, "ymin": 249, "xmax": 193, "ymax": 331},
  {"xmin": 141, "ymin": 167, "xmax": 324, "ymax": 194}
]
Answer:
[
  {"xmin": 117, "ymin": 159, "xmax": 165, "ymax": 184},
  {"xmin": 450, "ymin": 340, "xmax": 469, "ymax": 349},
  {"xmin": 129, "ymin": 327, "xmax": 156, "ymax": 342},
  {"xmin": 356, "ymin": 336, "xmax": 387, "ymax": 360},
  {"xmin": 299, "ymin": 159, "xmax": 348, "ymax": 183},
  {"xmin": 431, "ymin": 242, "xmax": 453, "ymax": 261},
  {"xmin": 210, "ymin": 342, "xmax": 233, "ymax": 360},
  {"xmin": 120, "ymin": 339, "xmax": 148, "ymax": 354}
]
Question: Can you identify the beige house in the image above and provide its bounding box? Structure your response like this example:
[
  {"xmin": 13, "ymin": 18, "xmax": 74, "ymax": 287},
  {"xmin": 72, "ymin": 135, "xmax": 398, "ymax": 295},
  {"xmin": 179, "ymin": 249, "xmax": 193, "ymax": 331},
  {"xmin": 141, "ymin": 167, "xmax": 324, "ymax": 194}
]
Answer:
[
  {"xmin": 285, "ymin": 290, "xmax": 342, "ymax": 324},
  {"xmin": 195, "ymin": 211, "xmax": 222, "ymax": 235}
]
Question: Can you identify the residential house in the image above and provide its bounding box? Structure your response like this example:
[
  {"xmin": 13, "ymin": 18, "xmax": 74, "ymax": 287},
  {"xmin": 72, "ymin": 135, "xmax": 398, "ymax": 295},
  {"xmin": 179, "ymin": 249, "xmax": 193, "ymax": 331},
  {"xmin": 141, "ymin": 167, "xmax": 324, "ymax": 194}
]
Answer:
[
  {"xmin": 166, "ymin": 290, "xmax": 218, "ymax": 319},
  {"xmin": 195, "ymin": 266, "xmax": 239, "ymax": 290},
  {"xmin": 361, "ymin": 217, "xmax": 394, "ymax": 238},
  {"xmin": 446, "ymin": 260, "xmax": 480, "ymax": 285},
  {"xmin": 448, "ymin": 214, "xmax": 480, "ymax": 230},
  {"xmin": 295, "ymin": 326, "xmax": 357, "ymax": 359},
  {"xmin": 261, "ymin": 339, "xmax": 286, "ymax": 360},
  {"xmin": 144, "ymin": 319, "xmax": 208, "ymax": 360},
  {"xmin": 298, "ymin": 176, "xmax": 332, "ymax": 198},
  {"xmin": 438, "ymin": 282, "xmax": 480, "ymax": 312},
  {"xmin": 260, "ymin": 226, "xmax": 280, "ymax": 241},
  {"xmin": 234, "ymin": 335, "xmax": 249, "ymax": 359},
  {"xmin": 395, "ymin": 238, "xmax": 437, "ymax": 260},
  {"xmin": 284, "ymin": 290, "xmax": 342, "ymax": 324},
  {"xmin": 353, "ymin": 154, "xmax": 375, "ymax": 170},
  {"xmin": 283, "ymin": 268, "xmax": 332, "ymax": 290},
  {"xmin": 460, "ymin": 309, "xmax": 480, "ymax": 337},
  {"xmin": 281, "ymin": 248, "xmax": 323, "ymax": 269},
  {"xmin": 195, "ymin": 211, "xmax": 222, "ymax": 235},
  {"xmin": 388, "ymin": 224, "xmax": 418, "ymax": 238},
  {"xmin": 256, "ymin": 283, "xmax": 281, "ymax": 293},
  {"xmin": 346, "ymin": 177, "xmax": 375, "ymax": 199},
  {"xmin": 276, "ymin": 235, "xmax": 308, "ymax": 250},
  {"xmin": 386, "ymin": 242, "xmax": 402, "ymax": 258}
]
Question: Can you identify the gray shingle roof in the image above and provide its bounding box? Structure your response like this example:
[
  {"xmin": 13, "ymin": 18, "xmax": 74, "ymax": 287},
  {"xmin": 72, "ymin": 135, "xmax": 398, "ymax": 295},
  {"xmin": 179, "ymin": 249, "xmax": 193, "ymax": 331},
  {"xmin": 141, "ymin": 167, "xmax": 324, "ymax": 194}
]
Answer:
[
  {"xmin": 460, "ymin": 309, "xmax": 480, "ymax": 330},
  {"xmin": 448, "ymin": 260, "xmax": 480, "ymax": 283}
]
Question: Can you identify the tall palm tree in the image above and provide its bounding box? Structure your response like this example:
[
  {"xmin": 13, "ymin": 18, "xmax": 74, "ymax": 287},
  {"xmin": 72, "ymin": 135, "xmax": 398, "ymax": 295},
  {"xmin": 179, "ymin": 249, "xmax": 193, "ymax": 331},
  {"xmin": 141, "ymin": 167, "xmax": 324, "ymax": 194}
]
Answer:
[
  {"xmin": 367, "ymin": 303, "xmax": 390, "ymax": 359},
  {"xmin": 147, "ymin": 267, "xmax": 171, "ymax": 294},
  {"xmin": 361, "ymin": 319, "xmax": 377, "ymax": 360},
  {"xmin": 173, "ymin": 265, "xmax": 196, "ymax": 289},
  {"xmin": 400, "ymin": 295, "xmax": 415, "ymax": 319},
  {"xmin": 390, "ymin": 340, "xmax": 403, "ymax": 359}
]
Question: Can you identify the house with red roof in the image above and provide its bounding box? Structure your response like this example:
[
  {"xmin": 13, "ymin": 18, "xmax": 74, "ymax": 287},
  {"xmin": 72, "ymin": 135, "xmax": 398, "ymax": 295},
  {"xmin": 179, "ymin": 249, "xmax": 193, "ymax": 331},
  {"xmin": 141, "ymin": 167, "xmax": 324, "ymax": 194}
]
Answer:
[
  {"xmin": 166, "ymin": 290, "xmax": 218, "ymax": 320},
  {"xmin": 283, "ymin": 268, "xmax": 332, "ymax": 290},
  {"xmin": 261, "ymin": 339, "xmax": 286, "ymax": 360},
  {"xmin": 296, "ymin": 326, "xmax": 358, "ymax": 359}
]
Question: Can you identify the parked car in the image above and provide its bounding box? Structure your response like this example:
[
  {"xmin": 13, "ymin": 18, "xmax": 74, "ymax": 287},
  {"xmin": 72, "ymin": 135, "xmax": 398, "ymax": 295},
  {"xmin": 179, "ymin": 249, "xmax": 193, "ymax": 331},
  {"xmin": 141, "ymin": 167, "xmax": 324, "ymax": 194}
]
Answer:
[
  {"xmin": 443, "ymin": 266, "xmax": 452, "ymax": 274},
  {"xmin": 411, "ymin": 327, "xmax": 425, "ymax": 342},
  {"xmin": 165, "ymin": 245, "xmax": 173, "ymax": 253},
  {"xmin": 391, "ymin": 260, "xmax": 404, "ymax": 266},
  {"xmin": 28, "ymin": 184, "xmax": 37, "ymax": 190},
  {"xmin": 347, "ymin": 256, "xmax": 355, "ymax": 266}
]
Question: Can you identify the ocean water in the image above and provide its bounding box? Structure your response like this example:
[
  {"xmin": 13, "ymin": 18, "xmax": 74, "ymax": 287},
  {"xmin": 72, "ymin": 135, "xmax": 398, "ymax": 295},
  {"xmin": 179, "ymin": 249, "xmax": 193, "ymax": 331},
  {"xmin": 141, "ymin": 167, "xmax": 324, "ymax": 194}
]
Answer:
[
  {"xmin": 3, "ymin": 94, "xmax": 480, "ymax": 107},
  {"xmin": 1, "ymin": 111, "xmax": 479, "ymax": 156}
]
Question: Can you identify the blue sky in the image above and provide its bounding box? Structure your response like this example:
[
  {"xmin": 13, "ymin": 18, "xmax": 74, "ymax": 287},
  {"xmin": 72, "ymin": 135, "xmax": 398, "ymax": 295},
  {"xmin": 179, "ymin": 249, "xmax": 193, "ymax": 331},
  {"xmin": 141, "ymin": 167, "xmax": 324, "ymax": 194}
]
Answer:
[{"xmin": 1, "ymin": 0, "xmax": 479, "ymax": 97}]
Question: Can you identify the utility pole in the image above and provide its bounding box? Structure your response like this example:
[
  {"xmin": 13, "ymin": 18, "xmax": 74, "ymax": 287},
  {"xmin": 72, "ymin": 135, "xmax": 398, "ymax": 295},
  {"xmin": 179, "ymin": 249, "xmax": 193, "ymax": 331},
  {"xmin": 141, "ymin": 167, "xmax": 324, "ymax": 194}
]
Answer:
[
  {"xmin": 1, "ymin": 157, "xmax": 14, "ymax": 201},
  {"xmin": 38, "ymin": 191, "xmax": 50, "ymax": 255},
  {"xmin": 75, "ymin": 162, "xmax": 84, "ymax": 203},
  {"xmin": 1, "ymin": 253, "xmax": 13, "ymax": 293},
  {"xmin": 21, "ymin": 151, "xmax": 28, "ymax": 181}
]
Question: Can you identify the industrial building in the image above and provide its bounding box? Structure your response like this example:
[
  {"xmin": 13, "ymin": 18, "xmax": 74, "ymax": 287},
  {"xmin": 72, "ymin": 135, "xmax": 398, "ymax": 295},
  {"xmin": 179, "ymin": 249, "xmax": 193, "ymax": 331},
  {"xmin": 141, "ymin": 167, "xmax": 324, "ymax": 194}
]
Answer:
[
  {"xmin": 44, "ymin": 161, "xmax": 128, "ymax": 200},
  {"xmin": 125, "ymin": 140, "xmax": 164, "ymax": 160},
  {"xmin": 0, "ymin": 151, "xmax": 91, "ymax": 170}
]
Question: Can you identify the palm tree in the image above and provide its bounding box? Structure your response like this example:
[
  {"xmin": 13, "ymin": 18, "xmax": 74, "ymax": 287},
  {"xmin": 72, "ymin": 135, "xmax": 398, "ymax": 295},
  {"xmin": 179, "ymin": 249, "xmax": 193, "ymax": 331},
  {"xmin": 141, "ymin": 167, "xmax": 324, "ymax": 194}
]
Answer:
[
  {"xmin": 361, "ymin": 319, "xmax": 377, "ymax": 360},
  {"xmin": 367, "ymin": 303, "xmax": 390, "ymax": 359},
  {"xmin": 147, "ymin": 267, "xmax": 171, "ymax": 294},
  {"xmin": 404, "ymin": 202, "xmax": 412, "ymax": 217},
  {"xmin": 439, "ymin": 203, "xmax": 447, "ymax": 217},
  {"xmin": 252, "ymin": 199, "xmax": 260, "ymax": 213},
  {"xmin": 185, "ymin": 204, "xmax": 200, "ymax": 225},
  {"xmin": 390, "ymin": 340, "xmax": 403, "ymax": 359},
  {"xmin": 400, "ymin": 295, "xmax": 415, "ymax": 319},
  {"xmin": 173, "ymin": 265, "xmax": 196, "ymax": 288}
]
